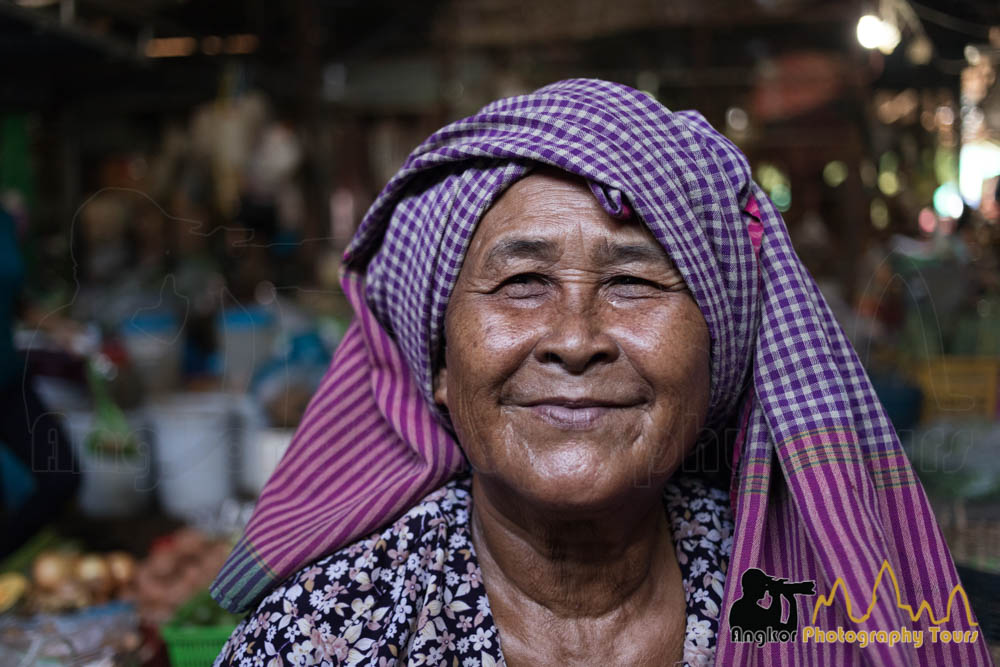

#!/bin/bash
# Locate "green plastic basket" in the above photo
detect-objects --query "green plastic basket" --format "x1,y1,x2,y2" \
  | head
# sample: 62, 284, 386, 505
160, 624, 235, 666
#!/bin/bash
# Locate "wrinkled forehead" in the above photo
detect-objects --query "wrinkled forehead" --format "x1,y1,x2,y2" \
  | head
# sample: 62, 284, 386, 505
493, 164, 636, 220
462, 169, 670, 273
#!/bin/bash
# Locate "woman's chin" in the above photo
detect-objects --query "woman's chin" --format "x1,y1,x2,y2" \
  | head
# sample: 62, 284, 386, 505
476, 455, 670, 517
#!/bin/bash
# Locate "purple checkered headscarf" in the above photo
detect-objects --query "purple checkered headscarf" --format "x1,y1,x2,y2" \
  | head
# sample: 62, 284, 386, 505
213, 79, 989, 665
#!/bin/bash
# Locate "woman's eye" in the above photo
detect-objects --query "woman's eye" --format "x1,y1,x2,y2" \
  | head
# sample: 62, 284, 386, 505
607, 275, 669, 297
497, 273, 548, 298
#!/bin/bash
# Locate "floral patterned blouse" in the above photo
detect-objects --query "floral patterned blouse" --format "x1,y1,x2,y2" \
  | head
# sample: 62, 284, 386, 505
215, 473, 733, 667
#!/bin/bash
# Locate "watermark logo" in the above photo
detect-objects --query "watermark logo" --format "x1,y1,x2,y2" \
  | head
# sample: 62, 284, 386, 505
802, 560, 979, 648
728, 568, 816, 646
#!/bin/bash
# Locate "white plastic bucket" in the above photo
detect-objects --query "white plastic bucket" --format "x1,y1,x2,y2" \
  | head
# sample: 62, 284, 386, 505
147, 393, 235, 520
60, 409, 154, 518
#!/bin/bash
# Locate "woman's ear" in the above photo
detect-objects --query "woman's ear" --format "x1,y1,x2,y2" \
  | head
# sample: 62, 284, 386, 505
432, 366, 449, 410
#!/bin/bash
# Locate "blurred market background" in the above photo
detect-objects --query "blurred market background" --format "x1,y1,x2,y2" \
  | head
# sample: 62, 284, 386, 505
1, 0, 1000, 663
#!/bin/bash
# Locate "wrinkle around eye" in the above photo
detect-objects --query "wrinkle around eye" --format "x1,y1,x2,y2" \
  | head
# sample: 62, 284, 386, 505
479, 272, 691, 301
487, 273, 552, 296
604, 274, 689, 298
607, 285, 666, 299
496, 273, 551, 299
606, 275, 666, 289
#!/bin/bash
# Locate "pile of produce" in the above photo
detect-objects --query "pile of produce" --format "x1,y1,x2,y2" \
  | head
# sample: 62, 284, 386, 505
0, 550, 139, 614
132, 528, 231, 625
0, 528, 231, 626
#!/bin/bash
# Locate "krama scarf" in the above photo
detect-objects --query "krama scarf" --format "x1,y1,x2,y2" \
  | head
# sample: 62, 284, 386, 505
212, 79, 990, 665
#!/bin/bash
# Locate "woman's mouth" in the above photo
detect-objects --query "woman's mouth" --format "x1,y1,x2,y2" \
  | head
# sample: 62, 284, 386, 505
528, 404, 618, 429
515, 395, 642, 430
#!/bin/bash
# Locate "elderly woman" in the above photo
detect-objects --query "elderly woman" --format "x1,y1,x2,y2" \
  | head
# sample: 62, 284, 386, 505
212, 80, 988, 665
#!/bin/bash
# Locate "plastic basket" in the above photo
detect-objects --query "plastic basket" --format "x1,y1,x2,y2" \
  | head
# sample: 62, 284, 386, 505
160, 624, 235, 666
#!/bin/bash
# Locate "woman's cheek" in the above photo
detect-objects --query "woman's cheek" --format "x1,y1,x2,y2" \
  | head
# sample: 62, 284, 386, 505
444, 305, 525, 400
471, 309, 542, 372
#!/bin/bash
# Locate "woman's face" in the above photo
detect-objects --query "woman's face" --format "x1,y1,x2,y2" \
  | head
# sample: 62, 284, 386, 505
434, 171, 711, 511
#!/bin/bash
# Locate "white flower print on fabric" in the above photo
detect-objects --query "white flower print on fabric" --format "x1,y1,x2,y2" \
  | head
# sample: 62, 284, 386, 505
215, 474, 733, 666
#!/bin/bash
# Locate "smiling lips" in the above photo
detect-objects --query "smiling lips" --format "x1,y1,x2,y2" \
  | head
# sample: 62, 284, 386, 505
519, 397, 639, 430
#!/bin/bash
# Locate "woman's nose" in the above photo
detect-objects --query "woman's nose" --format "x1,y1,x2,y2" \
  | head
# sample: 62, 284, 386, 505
532, 303, 619, 373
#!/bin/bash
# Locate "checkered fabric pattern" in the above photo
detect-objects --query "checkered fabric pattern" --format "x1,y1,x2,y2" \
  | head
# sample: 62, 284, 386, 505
349, 80, 759, 428
213, 79, 989, 666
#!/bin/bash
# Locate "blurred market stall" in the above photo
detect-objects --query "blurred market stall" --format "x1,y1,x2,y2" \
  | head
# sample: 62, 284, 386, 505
1, 0, 1000, 663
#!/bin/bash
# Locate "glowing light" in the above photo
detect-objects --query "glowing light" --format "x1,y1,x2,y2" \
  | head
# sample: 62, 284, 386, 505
877, 98, 896, 124
857, 15, 884, 49
959, 141, 1000, 208
755, 162, 792, 212
856, 15, 900, 54
771, 184, 792, 211
933, 182, 965, 219
756, 163, 785, 192
823, 161, 848, 188
726, 107, 749, 132
871, 198, 889, 229
878, 172, 900, 196
145, 37, 197, 58
918, 208, 938, 234
146, 34, 258, 58
877, 22, 901, 55
225, 34, 259, 55
906, 36, 933, 65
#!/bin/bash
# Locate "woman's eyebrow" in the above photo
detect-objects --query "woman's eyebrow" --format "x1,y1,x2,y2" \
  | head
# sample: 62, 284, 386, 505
480, 239, 674, 272
591, 242, 675, 268
482, 238, 559, 272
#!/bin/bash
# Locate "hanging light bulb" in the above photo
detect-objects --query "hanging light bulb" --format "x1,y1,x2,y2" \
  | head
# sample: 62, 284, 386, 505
857, 15, 885, 49
876, 20, 901, 55
856, 14, 900, 54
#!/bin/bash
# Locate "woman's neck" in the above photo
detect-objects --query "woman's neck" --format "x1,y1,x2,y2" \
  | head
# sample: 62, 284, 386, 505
470, 473, 686, 664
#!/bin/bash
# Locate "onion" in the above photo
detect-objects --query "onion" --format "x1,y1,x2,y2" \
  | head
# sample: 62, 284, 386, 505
32, 552, 73, 591
33, 579, 90, 611
105, 551, 137, 588
75, 554, 114, 598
